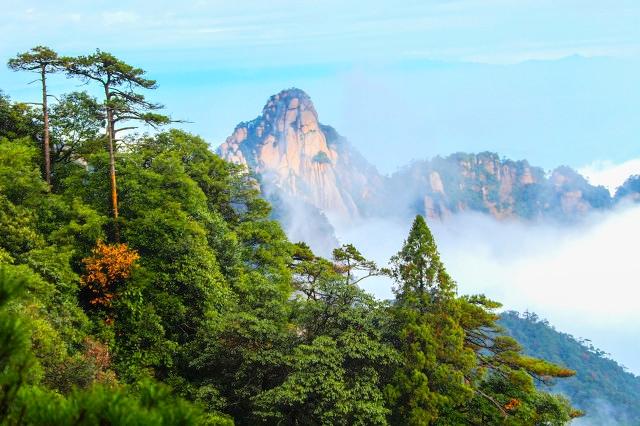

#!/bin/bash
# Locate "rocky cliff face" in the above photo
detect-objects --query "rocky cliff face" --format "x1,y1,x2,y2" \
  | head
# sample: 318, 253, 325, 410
218, 88, 382, 220
218, 88, 621, 226
388, 154, 612, 222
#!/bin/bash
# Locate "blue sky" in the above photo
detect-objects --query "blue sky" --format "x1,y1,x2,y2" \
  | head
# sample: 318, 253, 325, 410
2, 0, 640, 178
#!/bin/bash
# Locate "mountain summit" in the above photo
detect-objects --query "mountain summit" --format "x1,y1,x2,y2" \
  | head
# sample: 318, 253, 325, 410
219, 88, 635, 228
218, 88, 381, 220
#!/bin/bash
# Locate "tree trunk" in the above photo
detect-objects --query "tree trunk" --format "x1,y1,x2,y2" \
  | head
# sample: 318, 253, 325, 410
105, 90, 120, 242
41, 65, 50, 186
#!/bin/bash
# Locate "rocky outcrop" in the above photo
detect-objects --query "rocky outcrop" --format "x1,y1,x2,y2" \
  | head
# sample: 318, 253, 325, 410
218, 88, 382, 220
218, 88, 622, 227
388, 154, 613, 222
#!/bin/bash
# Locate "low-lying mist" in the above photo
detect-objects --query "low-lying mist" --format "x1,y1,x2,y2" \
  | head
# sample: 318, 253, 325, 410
323, 204, 640, 377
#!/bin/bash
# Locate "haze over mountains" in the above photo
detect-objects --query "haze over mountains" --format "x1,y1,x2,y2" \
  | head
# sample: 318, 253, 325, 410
216, 88, 640, 371
218, 88, 638, 232
217, 88, 640, 424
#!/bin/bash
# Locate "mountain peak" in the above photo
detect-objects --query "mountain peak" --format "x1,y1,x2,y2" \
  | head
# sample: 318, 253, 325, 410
257, 87, 320, 138
217, 89, 379, 220
264, 88, 314, 111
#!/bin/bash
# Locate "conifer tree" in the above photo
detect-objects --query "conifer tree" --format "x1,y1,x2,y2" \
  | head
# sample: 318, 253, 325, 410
386, 216, 578, 424
385, 215, 475, 424
7, 46, 63, 185
390, 215, 456, 306
63, 50, 170, 240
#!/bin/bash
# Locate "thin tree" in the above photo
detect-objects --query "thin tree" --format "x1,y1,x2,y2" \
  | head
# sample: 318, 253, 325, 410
64, 50, 170, 240
7, 46, 63, 186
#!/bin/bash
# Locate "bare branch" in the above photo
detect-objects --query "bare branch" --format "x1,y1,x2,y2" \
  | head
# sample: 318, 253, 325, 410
475, 388, 508, 418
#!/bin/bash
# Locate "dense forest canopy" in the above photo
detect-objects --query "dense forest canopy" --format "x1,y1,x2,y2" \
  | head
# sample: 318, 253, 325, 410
0, 46, 585, 425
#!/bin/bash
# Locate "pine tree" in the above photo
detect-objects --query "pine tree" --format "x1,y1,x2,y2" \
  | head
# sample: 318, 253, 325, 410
386, 216, 579, 424
63, 50, 170, 240
385, 216, 475, 425
7, 46, 63, 186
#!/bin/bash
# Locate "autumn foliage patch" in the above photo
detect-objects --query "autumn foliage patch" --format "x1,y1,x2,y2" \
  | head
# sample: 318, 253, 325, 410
81, 241, 139, 307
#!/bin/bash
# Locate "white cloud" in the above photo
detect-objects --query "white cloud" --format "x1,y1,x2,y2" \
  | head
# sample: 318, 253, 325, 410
333, 206, 640, 375
579, 158, 640, 194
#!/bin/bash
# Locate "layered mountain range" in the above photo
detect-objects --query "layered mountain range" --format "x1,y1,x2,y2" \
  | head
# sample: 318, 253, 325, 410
217, 88, 638, 229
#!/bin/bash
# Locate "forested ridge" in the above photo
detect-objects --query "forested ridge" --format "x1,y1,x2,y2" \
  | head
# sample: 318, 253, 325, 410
1, 46, 582, 425
500, 312, 640, 425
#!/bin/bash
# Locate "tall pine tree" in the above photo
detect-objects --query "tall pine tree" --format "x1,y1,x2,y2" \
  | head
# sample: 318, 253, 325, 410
385, 215, 475, 425
7, 46, 63, 186
63, 50, 170, 240
385, 216, 579, 424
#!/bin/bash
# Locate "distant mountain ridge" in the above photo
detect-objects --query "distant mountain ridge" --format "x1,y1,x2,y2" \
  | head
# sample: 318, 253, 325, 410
217, 88, 639, 225
500, 311, 640, 425
386, 154, 613, 222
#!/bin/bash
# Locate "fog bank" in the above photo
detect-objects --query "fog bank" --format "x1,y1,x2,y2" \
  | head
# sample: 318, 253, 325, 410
332, 204, 640, 376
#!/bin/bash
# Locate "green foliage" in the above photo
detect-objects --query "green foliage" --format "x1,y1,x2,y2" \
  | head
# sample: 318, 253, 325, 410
0, 267, 37, 419
0, 138, 48, 206
0, 267, 209, 425
14, 380, 207, 425
0, 92, 40, 141
253, 336, 390, 425
312, 151, 332, 164
50, 91, 104, 166
501, 311, 640, 425
255, 245, 397, 425
1, 51, 583, 425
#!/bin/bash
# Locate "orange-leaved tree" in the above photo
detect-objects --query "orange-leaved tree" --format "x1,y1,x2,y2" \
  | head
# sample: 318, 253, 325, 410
81, 241, 139, 308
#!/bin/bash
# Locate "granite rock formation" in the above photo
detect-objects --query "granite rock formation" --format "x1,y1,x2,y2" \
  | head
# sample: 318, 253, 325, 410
219, 88, 628, 227
218, 88, 382, 221
388, 154, 612, 222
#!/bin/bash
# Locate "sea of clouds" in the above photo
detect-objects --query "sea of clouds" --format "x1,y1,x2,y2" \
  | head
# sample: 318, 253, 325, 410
330, 202, 640, 377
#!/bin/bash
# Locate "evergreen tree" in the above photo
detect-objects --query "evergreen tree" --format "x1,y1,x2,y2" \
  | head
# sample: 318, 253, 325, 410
385, 215, 475, 424
7, 46, 63, 185
63, 50, 170, 240
385, 216, 578, 424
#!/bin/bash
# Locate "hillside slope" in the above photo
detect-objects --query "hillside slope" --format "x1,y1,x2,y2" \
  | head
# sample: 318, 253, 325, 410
500, 311, 640, 425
